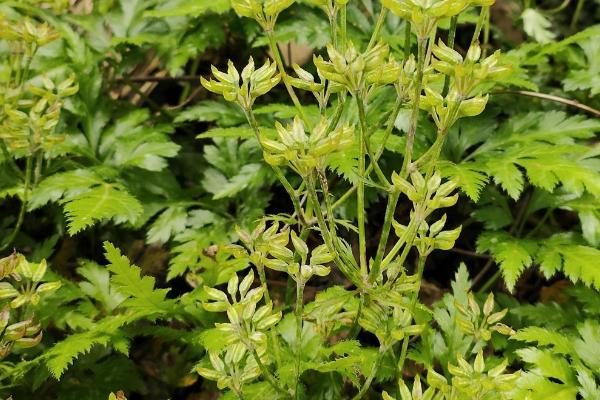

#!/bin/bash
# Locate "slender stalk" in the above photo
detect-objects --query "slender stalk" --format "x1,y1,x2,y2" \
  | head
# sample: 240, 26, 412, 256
382, 221, 418, 282
403, 21, 412, 60
179, 56, 200, 103
396, 255, 426, 375
0, 140, 24, 179
294, 280, 304, 399
356, 95, 369, 275
266, 33, 312, 130
471, 7, 489, 46
331, 97, 403, 210
365, 138, 390, 186
244, 109, 306, 225
477, 269, 501, 293
307, 174, 360, 286
0, 156, 32, 252
317, 169, 341, 253
368, 8, 388, 50
380, 218, 416, 269
352, 345, 387, 400
325, 94, 346, 132
340, 5, 347, 51
482, 7, 491, 58
525, 208, 553, 238
369, 190, 400, 283
443, 16, 458, 96
492, 90, 600, 118
329, 14, 338, 50
401, 37, 427, 175
571, 0, 584, 30
247, 344, 291, 398
33, 150, 43, 185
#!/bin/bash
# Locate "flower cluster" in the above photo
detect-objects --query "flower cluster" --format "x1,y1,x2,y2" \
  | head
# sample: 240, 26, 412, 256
0, 253, 61, 358
260, 116, 354, 176
201, 58, 280, 111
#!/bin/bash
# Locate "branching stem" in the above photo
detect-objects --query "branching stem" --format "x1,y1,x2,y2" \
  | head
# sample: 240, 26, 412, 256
401, 37, 427, 175
0, 156, 32, 252
356, 95, 369, 276
266, 33, 312, 130
396, 255, 426, 376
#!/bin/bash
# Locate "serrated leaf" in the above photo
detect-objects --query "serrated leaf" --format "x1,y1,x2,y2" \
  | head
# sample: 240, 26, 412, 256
522, 9, 556, 43
45, 314, 131, 379
104, 242, 175, 315
477, 232, 536, 291
147, 206, 189, 244
63, 184, 143, 235
512, 327, 573, 354
439, 161, 488, 202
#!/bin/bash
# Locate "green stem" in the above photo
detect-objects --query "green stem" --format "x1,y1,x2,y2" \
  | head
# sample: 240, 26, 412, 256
0, 156, 32, 252
403, 21, 412, 60
401, 37, 427, 175
443, 15, 458, 96
329, 13, 338, 50
380, 216, 417, 269
396, 255, 426, 375
331, 97, 403, 210
368, 8, 388, 50
369, 190, 400, 283
353, 345, 387, 400
317, 169, 341, 253
307, 174, 360, 286
478, 269, 501, 293
248, 344, 291, 398
294, 280, 304, 399
482, 7, 491, 58
365, 137, 390, 187
258, 265, 283, 368
570, 0, 584, 30
179, 56, 200, 103
340, 5, 347, 51
471, 7, 489, 46
525, 208, 553, 238
245, 109, 306, 225
33, 150, 43, 185
266, 33, 312, 130
326, 94, 346, 132
0, 140, 24, 179
383, 221, 418, 282
356, 95, 369, 276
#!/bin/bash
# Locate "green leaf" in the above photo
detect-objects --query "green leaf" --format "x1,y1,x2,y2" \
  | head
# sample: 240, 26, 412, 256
177, 100, 245, 127
147, 206, 189, 244
77, 261, 126, 312
577, 367, 600, 399
29, 169, 102, 210
573, 320, 600, 370
517, 347, 575, 384
563, 38, 600, 96
104, 242, 176, 315
477, 232, 536, 291
63, 184, 143, 235
537, 235, 600, 289
512, 327, 573, 354
470, 112, 600, 199
144, 0, 231, 17
202, 164, 269, 200
439, 161, 488, 202
485, 159, 524, 200
522, 9, 556, 43
45, 314, 131, 379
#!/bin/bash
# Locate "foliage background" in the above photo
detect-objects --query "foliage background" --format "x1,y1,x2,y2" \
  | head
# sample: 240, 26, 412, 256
0, 0, 599, 399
